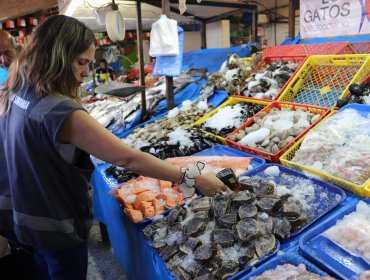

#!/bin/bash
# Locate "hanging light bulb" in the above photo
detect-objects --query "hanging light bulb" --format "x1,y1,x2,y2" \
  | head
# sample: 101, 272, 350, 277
197, 0, 202, 3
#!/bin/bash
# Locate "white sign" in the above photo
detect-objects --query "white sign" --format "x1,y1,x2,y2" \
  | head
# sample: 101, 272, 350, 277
300, 0, 370, 39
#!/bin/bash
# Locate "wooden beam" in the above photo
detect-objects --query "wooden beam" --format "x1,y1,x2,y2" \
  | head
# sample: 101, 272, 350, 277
288, 0, 295, 39
141, 0, 203, 22
205, 8, 252, 24
0, 0, 57, 22
143, 0, 256, 9
136, 0, 147, 119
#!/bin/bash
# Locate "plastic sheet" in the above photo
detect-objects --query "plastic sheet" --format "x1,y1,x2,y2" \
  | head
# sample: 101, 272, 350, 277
149, 15, 179, 57
292, 107, 370, 186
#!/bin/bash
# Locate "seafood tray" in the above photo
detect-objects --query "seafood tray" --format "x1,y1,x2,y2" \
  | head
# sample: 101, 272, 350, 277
280, 104, 370, 197
241, 164, 346, 238
278, 54, 370, 108
239, 56, 307, 101
120, 89, 228, 139
241, 252, 331, 279
226, 101, 330, 163
303, 42, 354, 55
262, 45, 307, 57
193, 97, 270, 144
142, 231, 279, 280
299, 199, 370, 280
142, 188, 285, 279
351, 42, 370, 54
193, 145, 266, 171
115, 146, 265, 227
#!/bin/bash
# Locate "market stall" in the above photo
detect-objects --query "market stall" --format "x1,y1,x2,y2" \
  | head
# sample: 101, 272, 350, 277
89, 42, 370, 279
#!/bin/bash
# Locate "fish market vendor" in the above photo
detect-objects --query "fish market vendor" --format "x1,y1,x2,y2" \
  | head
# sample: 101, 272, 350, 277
95, 58, 116, 84
0, 15, 227, 280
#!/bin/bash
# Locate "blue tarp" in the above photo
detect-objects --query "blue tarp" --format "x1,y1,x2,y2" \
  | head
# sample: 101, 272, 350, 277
116, 44, 254, 131
151, 44, 253, 116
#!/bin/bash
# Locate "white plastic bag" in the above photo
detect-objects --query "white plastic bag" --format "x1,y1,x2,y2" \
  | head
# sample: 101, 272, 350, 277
153, 26, 184, 77
149, 14, 179, 57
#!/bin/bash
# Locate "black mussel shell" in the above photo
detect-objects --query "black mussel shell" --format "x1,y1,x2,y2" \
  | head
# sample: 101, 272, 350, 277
349, 84, 364, 97
348, 95, 362, 104
336, 97, 349, 108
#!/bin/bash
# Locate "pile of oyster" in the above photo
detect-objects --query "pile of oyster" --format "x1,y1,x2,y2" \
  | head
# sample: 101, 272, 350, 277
199, 102, 265, 137
123, 102, 214, 151
139, 129, 220, 160
199, 53, 263, 98
228, 107, 322, 154
142, 177, 307, 280
241, 61, 299, 100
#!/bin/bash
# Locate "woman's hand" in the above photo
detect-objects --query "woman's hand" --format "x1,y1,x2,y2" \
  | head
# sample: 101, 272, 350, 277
194, 173, 228, 197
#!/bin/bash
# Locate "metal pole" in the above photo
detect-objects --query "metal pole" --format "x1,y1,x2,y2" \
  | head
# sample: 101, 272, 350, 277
136, 0, 147, 118
201, 21, 207, 49
251, 9, 258, 43
161, 0, 175, 110
288, 0, 295, 39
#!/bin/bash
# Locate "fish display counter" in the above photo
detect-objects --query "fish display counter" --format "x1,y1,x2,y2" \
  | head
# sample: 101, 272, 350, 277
86, 43, 370, 278
90, 146, 267, 280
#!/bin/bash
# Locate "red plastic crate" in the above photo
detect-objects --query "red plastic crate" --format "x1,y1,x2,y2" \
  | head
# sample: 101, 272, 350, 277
262, 45, 307, 57
303, 42, 354, 55
350, 42, 370, 54
237, 56, 307, 101
225, 101, 330, 163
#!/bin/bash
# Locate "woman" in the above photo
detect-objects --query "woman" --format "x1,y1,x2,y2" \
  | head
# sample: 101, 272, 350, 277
0, 15, 226, 279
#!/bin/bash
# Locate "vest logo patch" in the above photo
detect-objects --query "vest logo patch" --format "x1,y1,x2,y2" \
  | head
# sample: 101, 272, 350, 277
10, 95, 30, 110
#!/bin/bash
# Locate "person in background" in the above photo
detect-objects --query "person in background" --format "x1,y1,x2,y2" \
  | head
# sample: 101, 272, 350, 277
95, 58, 115, 84
0, 15, 226, 280
0, 29, 17, 258
0, 30, 17, 85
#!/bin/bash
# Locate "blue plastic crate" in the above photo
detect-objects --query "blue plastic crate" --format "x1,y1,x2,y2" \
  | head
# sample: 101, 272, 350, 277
241, 252, 331, 279
299, 199, 370, 280
241, 164, 346, 239
142, 234, 280, 280
193, 145, 266, 171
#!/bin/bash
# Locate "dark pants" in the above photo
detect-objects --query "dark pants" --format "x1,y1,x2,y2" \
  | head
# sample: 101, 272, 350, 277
33, 242, 88, 280
1, 231, 88, 280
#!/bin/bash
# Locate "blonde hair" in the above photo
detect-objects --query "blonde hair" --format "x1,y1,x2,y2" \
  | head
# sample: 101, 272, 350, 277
0, 15, 97, 116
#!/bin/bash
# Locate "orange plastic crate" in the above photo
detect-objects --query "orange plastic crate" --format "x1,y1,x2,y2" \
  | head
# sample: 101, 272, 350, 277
237, 56, 307, 101
262, 45, 307, 57
303, 42, 354, 55
225, 101, 330, 163
350, 42, 370, 54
